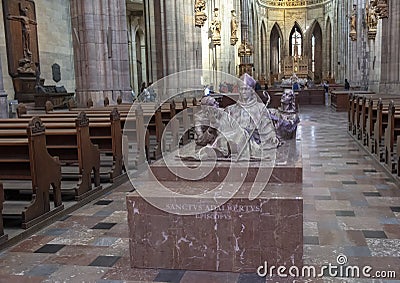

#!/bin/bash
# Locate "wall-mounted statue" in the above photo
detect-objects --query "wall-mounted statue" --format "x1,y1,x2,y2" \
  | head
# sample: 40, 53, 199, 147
7, 5, 36, 60
230, 10, 238, 46
349, 4, 357, 41
211, 8, 221, 46
366, 0, 378, 39
375, 0, 388, 19
3, 0, 41, 102
194, 0, 207, 27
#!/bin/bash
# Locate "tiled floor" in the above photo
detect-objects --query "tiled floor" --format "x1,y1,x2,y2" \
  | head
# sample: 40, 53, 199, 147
1, 105, 400, 282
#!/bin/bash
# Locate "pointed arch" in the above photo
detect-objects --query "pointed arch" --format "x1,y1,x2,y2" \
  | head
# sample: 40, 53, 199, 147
289, 22, 303, 57
270, 23, 283, 80
309, 21, 322, 83
260, 21, 267, 76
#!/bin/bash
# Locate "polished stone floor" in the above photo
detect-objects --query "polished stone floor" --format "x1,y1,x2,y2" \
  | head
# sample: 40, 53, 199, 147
0, 105, 399, 282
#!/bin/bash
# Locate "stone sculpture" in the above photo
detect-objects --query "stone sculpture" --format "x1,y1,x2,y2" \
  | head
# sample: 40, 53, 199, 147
349, 5, 357, 41
184, 73, 280, 161
269, 89, 300, 140
230, 10, 238, 46
194, 0, 207, 27
366, 0, 378, 39
211, 8, 221, 46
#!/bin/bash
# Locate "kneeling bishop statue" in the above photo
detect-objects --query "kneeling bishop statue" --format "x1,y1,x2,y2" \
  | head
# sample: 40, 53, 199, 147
184, 73, 280, 161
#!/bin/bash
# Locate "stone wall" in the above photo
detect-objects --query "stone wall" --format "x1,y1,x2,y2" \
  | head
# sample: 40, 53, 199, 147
0, 0, 75, 100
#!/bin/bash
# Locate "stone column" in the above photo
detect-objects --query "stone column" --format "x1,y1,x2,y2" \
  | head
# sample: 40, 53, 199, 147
70, 0, 131, 106
144, 0, 202, 83
0, 55, 8, 118
379, 0, 400, 94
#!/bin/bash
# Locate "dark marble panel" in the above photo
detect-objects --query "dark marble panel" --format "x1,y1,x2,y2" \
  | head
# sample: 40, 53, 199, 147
92, 223, 117, 230
154, 269, 185, 283
94, 200, 114, 205
89, 256, 121, 267
34, 244, 66, 254
362, 230, 388, 239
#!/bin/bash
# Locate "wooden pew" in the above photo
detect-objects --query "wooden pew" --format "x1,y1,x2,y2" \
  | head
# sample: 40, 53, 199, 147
0, 109, 123, 182
364, 97, 399, 152
348, 93, 361, 134
22, 102, 173, 162
331, 90, 351, 112
373, 98, 400, 159
0, 183, 7, 244
0, 113, 101, 200
359, 95, 375, 145
349, 91, 375, 138
384, 101, 400, 172
0, 118, 63, 228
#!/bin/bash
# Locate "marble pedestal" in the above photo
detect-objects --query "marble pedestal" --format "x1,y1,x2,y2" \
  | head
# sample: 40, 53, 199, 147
127, 140, 303, 272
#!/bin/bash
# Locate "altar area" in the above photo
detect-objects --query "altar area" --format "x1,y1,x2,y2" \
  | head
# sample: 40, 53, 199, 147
282, 56, 310, 80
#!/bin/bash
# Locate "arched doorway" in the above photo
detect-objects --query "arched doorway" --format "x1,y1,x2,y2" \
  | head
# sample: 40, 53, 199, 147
310, 21, 323, 83
270, 23, 282, 84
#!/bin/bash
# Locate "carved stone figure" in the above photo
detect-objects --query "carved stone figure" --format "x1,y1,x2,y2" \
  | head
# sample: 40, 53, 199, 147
194, 0, 207, 27
376, 0, 388, 19
34, 62, 45, 93
211, 8, 221, 46
8, 5, 37, 60
269, 89, 300, 140
349, 5, 357, 41
366, 1, 378, 39
230, 10, 238, 46
194, 96, 220, 148
184, 73, 280, 161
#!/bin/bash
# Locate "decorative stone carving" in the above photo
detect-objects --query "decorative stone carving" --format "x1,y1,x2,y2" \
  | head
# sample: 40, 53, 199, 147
104, 96, 109, 107
376, 0, 388, 19
194, 0, 207, 27
87, 97, 93, 108
184, 74, 279, 161
230, 10, 238, 46
366, 0, 378, 40
349, 4, 357, 41
211, 8, 221, 46
269, 89, 300, 140
238, 40, 253, 57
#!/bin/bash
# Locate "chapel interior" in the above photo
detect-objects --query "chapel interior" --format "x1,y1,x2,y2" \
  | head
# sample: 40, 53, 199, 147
0, 0, 399, 282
